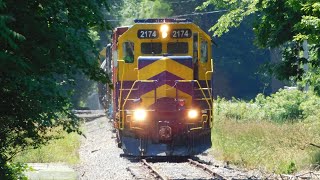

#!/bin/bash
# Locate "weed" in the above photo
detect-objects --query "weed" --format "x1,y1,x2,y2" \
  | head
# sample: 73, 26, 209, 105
13, 131, 81, 165
212, 90, 320, 173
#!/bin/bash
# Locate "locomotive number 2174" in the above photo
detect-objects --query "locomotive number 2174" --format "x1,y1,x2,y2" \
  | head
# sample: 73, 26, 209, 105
137, 30, 158, 39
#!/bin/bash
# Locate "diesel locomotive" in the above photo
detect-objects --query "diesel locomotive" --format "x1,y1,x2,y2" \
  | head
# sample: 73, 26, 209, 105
100, 18, 213, 156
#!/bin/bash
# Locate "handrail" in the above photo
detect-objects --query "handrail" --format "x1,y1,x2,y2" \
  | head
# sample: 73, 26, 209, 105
205, 58, 214, 128
205, 58, 213, 100
175, 79, 212, 128
174, 80, 212, 110
118, 60, 125, 129
120, 80, 157, 129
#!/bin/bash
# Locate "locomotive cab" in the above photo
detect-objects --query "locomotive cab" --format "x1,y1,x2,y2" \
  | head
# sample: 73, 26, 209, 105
111, 19, 213, 156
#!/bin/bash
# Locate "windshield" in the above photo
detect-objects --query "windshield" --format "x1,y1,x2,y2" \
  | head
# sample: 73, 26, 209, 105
141, 42, 162, 54
167, 42, 188, 54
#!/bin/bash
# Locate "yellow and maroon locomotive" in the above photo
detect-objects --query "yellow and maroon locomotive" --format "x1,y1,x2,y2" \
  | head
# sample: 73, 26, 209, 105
103, 19, 213, 156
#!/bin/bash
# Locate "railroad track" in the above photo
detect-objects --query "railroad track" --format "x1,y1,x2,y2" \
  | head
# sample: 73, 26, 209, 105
141, 159, 169, 180
187, 158, 227, 180
133, 158, 227, 180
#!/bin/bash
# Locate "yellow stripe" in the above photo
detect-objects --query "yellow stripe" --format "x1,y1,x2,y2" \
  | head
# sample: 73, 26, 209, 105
140, 84, 192, 108
139, 58, 193, 80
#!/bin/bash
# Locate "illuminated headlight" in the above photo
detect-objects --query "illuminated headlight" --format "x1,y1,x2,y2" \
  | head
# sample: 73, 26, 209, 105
133, 109, 147, 121
160, 24, 169, 38
162, 32, 168, 39
188, 109, 198, 119
160, 24, 169, 32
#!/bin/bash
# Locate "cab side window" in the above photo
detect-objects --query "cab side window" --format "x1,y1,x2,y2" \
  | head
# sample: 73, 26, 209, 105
193, 33, 198, 63
123, 42, 134, 63
200, 40, 208, 63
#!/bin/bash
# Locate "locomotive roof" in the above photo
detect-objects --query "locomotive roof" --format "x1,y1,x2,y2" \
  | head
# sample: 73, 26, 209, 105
134, 18, 192, 24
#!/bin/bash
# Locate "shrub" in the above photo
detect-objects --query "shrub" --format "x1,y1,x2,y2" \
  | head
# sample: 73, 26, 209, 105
0, 160, 28, 180
215, 89, 320, 123
261, 89, 307, 122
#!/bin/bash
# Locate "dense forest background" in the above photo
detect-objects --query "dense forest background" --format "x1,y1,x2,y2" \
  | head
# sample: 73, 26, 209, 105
101, 0, 273, 100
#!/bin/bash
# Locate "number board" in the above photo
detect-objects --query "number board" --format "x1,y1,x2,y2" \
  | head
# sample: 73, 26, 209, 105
171, 29, 192, 38
137, 30, 158, 39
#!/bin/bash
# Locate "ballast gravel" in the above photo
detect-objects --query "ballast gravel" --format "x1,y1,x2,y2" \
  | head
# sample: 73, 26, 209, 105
74, 111, 134, 180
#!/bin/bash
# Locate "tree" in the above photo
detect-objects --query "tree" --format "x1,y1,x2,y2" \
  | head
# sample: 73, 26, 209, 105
0, 0, 110, 178
199, 0, 320, 94
119, 0, 173, 25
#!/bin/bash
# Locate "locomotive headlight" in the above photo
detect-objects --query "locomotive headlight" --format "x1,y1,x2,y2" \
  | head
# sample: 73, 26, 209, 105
162, 32, 168, 39
160, 24, 169, 38
133, 109, 147, 121
188, 109, 198, 119
160, 24, 169, 32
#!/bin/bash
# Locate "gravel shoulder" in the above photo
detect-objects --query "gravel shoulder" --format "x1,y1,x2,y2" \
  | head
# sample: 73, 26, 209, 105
74, 111, 133, 180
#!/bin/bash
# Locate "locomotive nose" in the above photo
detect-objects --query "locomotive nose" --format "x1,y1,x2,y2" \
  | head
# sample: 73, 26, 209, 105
137, 55, 193, 110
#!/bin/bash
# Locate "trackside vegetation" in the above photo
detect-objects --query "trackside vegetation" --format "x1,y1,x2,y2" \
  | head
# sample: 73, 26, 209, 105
13, 130, 81, 165
212, 89, 320, 173
0, 0, 111, 179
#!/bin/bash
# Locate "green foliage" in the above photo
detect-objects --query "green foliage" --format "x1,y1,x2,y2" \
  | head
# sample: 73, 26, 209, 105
197, 0, 259, 37
260, 90, 306, 122
0, 0, 110, 178
216, 89, 320, 123
200, 0, 320, 94
216, 97, 263, 121
68, 73, 96, 109
212, 102, 320, 173
0, 161, 28, 180
14, 130, 80, 165
119, 0, 173, 25
284, 161, 298, 174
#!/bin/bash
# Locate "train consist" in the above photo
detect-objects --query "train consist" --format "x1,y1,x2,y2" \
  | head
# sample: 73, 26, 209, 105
100, 19, 213, 156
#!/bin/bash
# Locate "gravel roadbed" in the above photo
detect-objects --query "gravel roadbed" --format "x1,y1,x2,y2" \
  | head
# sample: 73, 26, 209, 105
151, 161, 212, 179
74, 111, 134, 180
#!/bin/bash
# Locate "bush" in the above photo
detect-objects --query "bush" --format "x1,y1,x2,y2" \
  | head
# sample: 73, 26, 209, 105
215, 97, 264, 122
215, 89, 320, 123
260, 89, 307, 122
0, 159, 28, 180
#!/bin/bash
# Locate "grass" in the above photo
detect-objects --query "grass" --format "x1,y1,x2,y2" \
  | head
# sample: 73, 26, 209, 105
211, 105, 320, 174
13, 131, 81, 165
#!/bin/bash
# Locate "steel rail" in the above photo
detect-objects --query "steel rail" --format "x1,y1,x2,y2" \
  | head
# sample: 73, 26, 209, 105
188, 158, 227, 180
141, 159, 168, 180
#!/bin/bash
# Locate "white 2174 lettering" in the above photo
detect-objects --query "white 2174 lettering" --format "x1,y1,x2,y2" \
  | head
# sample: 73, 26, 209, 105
139, 30, 157, 38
